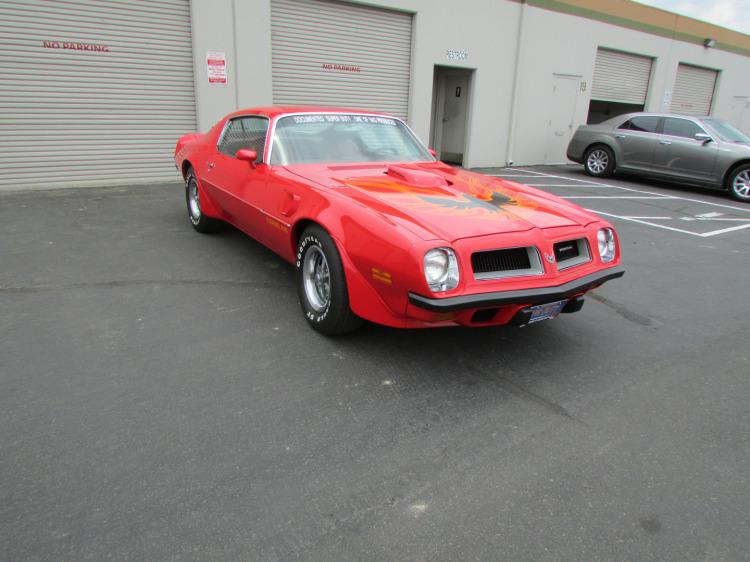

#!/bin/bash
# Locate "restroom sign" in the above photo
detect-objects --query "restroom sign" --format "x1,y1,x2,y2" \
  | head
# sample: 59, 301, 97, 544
206, 51, 227, 84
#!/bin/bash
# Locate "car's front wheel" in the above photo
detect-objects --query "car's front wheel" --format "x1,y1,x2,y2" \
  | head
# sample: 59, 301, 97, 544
727, 164, 750, 202
185, 168, 222, 233
583, 145, 615, 178
296, 225, 363, 335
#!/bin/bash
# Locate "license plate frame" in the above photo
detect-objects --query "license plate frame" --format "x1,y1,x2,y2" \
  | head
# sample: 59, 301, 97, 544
525, 299, 568, 324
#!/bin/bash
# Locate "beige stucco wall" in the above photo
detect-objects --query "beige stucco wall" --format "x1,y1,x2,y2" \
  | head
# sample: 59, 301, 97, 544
189, 0, 750, 168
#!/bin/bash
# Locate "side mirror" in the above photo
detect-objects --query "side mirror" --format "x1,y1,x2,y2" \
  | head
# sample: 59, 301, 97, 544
428, 148, 437, 158
695, 133, 712, 144
236, 148, 258, 168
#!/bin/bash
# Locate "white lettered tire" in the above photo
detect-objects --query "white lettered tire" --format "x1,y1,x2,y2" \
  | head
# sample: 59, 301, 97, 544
296, 225, 362, 335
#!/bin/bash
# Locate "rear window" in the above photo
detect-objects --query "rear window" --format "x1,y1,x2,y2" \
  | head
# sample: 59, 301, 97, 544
618, 116, 659, 133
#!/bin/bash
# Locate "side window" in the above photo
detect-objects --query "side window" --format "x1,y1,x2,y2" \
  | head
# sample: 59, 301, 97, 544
617, 120, 632, 130
662, 118, 703, 139
628, 116, 659, 133
217, 117, 269, 159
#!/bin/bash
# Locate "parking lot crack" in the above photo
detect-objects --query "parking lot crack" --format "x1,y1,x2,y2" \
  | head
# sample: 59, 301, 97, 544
588, 291, 653, 327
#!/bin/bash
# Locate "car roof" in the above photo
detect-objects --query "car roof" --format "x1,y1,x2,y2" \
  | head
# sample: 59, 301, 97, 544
225, 105, 393, 119
617, 112, 711, 120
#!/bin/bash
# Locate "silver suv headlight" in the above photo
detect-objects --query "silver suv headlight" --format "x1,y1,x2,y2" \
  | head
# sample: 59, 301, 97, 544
424, 248, 459, 292
597, 228, 616, 263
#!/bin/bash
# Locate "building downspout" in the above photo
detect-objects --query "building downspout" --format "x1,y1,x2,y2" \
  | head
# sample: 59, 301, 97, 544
505, 0, 527, 166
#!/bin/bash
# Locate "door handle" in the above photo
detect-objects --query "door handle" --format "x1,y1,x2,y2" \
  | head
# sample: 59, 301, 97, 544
207, 162, 215, 169
659, 140, 672, 145
614, 134, 627, 139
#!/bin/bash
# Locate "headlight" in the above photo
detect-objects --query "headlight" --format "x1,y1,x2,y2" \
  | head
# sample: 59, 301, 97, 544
597, 228, 616, 263
424, 248, 459, 292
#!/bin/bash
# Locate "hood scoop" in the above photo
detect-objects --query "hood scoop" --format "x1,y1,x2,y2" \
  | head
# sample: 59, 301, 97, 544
386, 165, 451, 187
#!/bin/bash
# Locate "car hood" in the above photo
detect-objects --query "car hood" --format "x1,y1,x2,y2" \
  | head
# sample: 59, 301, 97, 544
285, 162, 599, 241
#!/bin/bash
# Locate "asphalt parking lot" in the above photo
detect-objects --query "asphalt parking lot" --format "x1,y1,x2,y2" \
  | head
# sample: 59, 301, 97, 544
2, 167, 749, 561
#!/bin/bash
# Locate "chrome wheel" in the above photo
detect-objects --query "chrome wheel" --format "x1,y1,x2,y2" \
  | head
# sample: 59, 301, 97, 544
188, 177, 201, 222
732, 170, 750, 199
586, 149, 609, 174
303, 245, 330, 313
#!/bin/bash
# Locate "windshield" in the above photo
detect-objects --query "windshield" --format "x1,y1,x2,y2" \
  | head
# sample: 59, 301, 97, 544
701, 118, 750, 143
269, 114, 434, 165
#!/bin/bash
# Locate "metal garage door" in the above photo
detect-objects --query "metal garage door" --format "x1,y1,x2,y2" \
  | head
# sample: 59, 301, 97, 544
271, 0, 412, 120
671, 63, 718, 116
0, 0, 196, 189
591, 48, 653, 104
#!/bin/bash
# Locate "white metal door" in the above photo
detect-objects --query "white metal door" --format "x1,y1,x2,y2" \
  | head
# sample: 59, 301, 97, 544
436, 73, 470, 164
729, 96, 749, 134
271, 0, 412, 120
546, 75, 580, 164
671, 64, 718, 116
0, 0, 197, 189
591, 48, 653, 104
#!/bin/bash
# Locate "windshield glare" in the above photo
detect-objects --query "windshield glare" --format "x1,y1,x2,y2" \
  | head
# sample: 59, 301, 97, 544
702, 118, 750, 143
270, 114, 433, 165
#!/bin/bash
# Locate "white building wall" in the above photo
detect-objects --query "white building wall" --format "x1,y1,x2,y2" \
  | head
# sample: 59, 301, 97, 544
511, 5, 750, 165
189, 0, 750, 168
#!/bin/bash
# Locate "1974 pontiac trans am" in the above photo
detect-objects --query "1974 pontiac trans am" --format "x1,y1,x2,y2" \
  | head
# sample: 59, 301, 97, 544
174, 106, 624, 335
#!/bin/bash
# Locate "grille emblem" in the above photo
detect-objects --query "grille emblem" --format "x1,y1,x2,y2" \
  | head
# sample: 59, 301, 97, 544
544, 252, 555, 263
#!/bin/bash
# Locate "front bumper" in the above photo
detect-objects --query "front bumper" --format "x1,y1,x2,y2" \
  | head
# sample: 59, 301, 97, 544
408, 266, 625, 312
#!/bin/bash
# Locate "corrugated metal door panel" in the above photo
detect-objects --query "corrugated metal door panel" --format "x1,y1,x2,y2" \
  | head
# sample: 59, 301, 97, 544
0, 0, 196, 189
271, 0, 412, 121
591, 48, 653, 104
671, 64, 718, 116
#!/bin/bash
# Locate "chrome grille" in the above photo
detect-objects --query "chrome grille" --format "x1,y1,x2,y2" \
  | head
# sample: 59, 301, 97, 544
471, 247, 543, 280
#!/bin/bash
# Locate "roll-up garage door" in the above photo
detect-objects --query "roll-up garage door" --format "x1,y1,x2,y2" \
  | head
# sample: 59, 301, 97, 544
271, 0, 412, 120
0, 0, 196, 190
591, 48, 653, 104
671, 63, 718, 116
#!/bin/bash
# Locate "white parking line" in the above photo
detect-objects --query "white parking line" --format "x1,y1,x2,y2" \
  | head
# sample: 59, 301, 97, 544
511, 168, 750, 214
562, 196, 675, 200
589, 210, 750, 238
526, 183, 611, 187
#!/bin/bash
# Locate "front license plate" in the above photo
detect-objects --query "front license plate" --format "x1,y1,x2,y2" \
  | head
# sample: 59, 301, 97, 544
526, 299, 567, 324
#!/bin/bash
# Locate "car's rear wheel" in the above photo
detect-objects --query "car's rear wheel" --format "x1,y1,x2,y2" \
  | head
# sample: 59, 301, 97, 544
727, 164, 750, 202
185, 168, 222, 233
583, 145, 615, 177
296, 225, 363, 335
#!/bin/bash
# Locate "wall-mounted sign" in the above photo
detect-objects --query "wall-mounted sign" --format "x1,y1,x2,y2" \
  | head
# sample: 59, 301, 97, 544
321, 63, 361, 73
206, 51, 227, 84
446, 49, 468, 61
42, 40, 109, 53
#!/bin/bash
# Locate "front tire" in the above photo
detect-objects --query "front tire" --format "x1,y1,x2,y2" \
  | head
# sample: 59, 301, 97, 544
185, 168, 222, 233
296, 226, 363, 335
727, 164, 750, 202
583, 145, 615, 178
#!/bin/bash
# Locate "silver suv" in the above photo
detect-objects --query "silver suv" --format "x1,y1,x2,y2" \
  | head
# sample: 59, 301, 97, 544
567, 113, 750, 202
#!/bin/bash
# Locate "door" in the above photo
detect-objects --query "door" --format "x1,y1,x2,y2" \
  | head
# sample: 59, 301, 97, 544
671, 64, 718, 116
730, 96, 750, 135
203, 116, 270, 240
545, 75, 580, 164
271, 0, 412, 120
0, 0, 196, 189
611, 115, 661, 171
431, 68, 472, 165
652, 117, 719, 181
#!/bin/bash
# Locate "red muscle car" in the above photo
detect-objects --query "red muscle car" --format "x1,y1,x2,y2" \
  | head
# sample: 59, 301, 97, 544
174, 106, 624, 335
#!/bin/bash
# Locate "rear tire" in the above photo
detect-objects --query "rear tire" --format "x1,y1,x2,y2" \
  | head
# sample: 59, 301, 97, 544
727, 164, 750, 202
185, 168, 222, 233
583, 145, 615, 178
296, 225, 363, 335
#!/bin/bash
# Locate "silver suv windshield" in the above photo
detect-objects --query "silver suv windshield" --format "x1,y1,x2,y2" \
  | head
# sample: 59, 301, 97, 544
701, 118, 750, 143
270, 114, 433, 165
